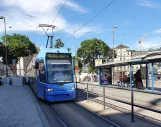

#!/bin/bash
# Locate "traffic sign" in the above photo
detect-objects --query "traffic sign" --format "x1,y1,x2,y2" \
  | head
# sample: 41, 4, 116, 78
95, 59, 102, 66
75, 66, 78, 70
12, 59, 16, 65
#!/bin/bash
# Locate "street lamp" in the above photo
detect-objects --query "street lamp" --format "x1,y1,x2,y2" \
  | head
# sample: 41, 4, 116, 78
112, 26, 117, 61
112, 26, 117, 85
0, 16, 8, 77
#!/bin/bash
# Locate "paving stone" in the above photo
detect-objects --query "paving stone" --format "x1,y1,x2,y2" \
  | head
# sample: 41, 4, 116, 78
0, 85, 43, 127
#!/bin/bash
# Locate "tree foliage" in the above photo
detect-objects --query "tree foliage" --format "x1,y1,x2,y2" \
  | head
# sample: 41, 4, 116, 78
67, 48, 71, 52
54, 39, 71, 53
77, 38, 115, 72
54, 39, 64, 48
0, 34, 37, 65
0, 42, 5, 57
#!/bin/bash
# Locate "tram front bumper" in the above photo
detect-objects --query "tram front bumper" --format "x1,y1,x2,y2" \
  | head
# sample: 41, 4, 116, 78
45, 90, 76, 102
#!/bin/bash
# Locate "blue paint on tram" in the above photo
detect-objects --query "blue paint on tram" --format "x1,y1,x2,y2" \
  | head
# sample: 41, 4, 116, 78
27, 48, 76, 102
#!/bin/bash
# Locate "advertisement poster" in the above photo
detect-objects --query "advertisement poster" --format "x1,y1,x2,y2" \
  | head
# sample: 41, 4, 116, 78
101, 68, 112, 85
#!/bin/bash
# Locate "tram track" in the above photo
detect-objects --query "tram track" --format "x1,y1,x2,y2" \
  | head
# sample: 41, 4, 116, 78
29, 84, 67, 127
49, 101, 121, 127
48, 104, 68, 127
29, 84, 121, 127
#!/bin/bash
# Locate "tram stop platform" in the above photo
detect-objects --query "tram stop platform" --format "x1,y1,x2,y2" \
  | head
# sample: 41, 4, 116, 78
0, 85, 50, 127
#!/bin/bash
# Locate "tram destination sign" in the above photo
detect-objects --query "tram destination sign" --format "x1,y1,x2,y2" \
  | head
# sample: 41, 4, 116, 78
46, 53, 71, 59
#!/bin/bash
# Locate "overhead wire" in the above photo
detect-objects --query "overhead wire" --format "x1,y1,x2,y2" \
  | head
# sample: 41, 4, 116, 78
51, 0, 67, 25
47, 0, 67, 32
42, 27, 48, 36
1, 9, 34, 18
64, 0, 117, 42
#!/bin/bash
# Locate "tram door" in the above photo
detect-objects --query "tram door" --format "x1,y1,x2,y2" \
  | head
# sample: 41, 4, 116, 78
37, 60, 46, 98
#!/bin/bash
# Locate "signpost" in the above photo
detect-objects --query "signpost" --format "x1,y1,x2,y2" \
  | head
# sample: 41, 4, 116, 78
12, 59, 16, 65
95, 59, 102, 66
12, 59, 17, 75
75, 66, 78, 71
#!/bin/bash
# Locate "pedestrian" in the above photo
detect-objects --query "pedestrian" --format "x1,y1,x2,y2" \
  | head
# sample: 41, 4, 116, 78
135, 69, 143, 89
9, 77, 13, 85
125, 74, 130, 87
0, 77, 2, 86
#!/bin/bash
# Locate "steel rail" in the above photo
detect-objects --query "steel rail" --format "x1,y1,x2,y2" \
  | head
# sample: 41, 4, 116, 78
77, 85, 161, 114
77, 92, 161, 125
49, 105, 68, 127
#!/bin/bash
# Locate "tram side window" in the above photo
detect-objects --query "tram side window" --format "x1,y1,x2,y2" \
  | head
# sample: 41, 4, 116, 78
39, 60, 46, 83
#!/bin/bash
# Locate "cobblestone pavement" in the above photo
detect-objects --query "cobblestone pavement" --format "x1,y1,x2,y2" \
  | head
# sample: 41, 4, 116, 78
0, 85, 43, 127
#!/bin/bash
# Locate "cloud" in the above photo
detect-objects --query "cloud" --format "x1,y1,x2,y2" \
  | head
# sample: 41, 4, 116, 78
152, 28, 161, 34
66, 1, 87, 13
1, 0, 87, 13
0, 0, 88, 36
137, 0, 160, 8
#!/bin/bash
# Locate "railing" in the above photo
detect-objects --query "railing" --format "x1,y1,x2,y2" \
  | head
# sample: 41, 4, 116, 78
75, 80, 161, 122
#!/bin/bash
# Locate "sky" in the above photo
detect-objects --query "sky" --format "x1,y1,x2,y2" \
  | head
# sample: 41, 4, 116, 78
0, 0, 161, 54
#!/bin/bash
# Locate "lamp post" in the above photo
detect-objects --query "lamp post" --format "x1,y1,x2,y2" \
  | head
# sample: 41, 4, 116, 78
112, 26, 117, 61
112, 26, 117, 85
0, 16, 8, 77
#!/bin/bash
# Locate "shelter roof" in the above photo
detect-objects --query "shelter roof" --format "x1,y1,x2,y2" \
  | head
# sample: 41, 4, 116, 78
96, 51, 161, 67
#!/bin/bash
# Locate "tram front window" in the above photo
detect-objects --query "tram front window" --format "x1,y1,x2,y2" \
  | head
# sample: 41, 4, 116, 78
47, 60, 72, 83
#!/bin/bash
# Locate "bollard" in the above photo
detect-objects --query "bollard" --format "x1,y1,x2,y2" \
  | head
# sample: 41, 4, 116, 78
131, 88, 134, 122
87, 83, 88, 102
75, 77, 77, 98
75, 77, 77, 90
103, 85, 105, 110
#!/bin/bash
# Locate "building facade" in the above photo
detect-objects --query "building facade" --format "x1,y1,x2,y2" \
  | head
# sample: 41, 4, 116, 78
16, 47, 39, 76
114, 43, 149, 74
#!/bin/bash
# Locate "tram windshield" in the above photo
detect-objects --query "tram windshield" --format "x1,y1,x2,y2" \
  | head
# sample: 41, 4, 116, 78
46, 59, 73, 83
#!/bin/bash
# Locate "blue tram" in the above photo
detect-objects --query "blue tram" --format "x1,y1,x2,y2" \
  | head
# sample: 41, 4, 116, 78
27, 48, 76, 102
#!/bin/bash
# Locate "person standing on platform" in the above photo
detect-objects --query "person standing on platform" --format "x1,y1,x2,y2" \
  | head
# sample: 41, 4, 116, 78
9, 77, 13, 85
135, 69, 143, 89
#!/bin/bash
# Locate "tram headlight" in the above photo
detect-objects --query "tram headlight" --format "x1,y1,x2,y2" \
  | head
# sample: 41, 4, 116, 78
71, 87, 75, 90
46, 88, 53, 92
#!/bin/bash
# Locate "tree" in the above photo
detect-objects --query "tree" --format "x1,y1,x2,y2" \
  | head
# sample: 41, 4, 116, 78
67, 48, 71, 52
0, 34, 37, 65
77, 38, 114, 72
0, 42, 5, 57
54, 39, 64, 48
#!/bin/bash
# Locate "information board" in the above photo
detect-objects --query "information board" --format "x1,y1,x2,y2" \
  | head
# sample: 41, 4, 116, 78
46, 53, 71, 59
95, 59, 102, 66
101, 68, 112, 85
